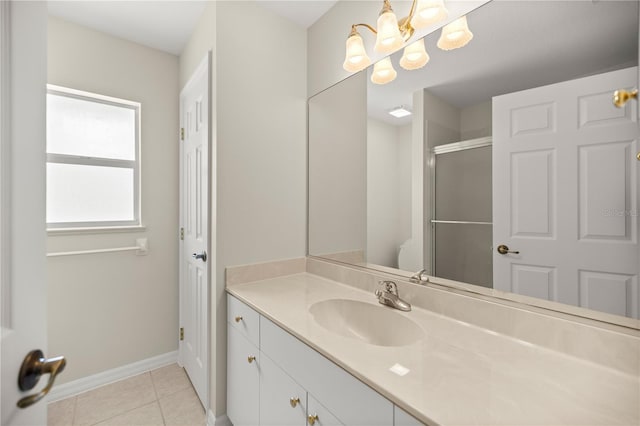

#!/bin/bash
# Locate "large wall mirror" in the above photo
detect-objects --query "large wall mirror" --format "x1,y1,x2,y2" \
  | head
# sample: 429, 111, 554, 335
308, 0, 640, 326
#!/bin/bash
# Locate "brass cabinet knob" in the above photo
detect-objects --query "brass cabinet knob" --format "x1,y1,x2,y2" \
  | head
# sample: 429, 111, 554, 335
234, 316, 243, 323
308, 414, 319, 425
613, 88, 638, 108
289, 397, 300, 408
247, 355, 256, 364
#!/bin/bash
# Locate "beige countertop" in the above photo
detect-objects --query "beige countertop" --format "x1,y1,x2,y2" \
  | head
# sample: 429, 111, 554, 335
227, 272, 639, 426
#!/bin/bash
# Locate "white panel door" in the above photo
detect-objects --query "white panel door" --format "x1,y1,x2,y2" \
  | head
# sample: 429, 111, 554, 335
493, 67, 639, 318
1, 2, 51, 425
179, 53, 210, 406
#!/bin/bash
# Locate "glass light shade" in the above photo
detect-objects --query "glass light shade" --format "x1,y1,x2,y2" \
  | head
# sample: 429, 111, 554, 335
411, 0, 448, 29
399, 38, 429, 70
343, 32, 371, 72
375, 11, 404, 53
437, 16, 474, 50
371, 57, 397, 85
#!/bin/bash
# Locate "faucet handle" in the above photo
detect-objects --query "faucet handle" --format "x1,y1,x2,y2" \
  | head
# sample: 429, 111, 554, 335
378, 280, 398, 295
410, 269, 429, 284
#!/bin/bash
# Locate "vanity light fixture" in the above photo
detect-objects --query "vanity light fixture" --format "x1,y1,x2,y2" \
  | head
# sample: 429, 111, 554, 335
388, 106, 412, 118
411, 0, 449, 29
371, 57, 397, 85
343, 26, 372, 72
437, 16, 474, 50
399, 38, 429, 70
343, 0, 473, 85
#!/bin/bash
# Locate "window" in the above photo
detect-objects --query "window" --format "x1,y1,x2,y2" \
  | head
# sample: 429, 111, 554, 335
46, 85, 141, 229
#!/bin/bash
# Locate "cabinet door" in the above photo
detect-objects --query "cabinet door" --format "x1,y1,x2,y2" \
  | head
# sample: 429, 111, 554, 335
261, 317, 394, 425
227, 325, 259, 426
260, 354, 307, 426
307, 394, 343, 426
394, 406, 424, 426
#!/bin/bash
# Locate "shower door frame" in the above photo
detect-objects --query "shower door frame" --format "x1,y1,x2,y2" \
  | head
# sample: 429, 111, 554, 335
429, 136, 493, 280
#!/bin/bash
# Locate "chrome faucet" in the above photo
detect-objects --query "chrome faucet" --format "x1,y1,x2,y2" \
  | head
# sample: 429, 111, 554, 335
375, 281, 411, 312
409, 269, 429, 285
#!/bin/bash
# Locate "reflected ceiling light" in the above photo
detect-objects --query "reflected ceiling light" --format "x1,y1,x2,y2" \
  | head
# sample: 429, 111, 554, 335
437, 15, 474, 50
411, 0, 448, 29
343, 27, 372, 72
399, 38, 429, 70
371, 57, 397, 85
388, 106, 412, 118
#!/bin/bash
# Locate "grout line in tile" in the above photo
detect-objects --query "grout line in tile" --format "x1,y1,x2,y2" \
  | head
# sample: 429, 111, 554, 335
84, 372, 155, 426
149, 368, 161, 401
87, 400, 158, 426
72, 395, 78, 426
156, 394, 168, 426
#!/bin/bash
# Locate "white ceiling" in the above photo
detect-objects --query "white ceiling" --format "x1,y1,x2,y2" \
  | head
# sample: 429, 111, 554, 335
258, 1, 338, 29
48, 1, 208, 55
48, 0, 336, 56
367, 1, 639, 126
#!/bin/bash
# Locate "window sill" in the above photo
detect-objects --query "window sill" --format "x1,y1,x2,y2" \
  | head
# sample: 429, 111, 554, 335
47, 225, 146, 236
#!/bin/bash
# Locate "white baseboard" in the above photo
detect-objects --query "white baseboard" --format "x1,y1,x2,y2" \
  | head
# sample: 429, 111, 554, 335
48, 351, 178, 402
208, 410, 231, 426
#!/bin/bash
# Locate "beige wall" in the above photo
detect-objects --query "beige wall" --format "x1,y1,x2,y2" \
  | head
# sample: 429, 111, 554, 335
47, 16, 180, 384
367, 119, 412, 268
179, 1, 307, 418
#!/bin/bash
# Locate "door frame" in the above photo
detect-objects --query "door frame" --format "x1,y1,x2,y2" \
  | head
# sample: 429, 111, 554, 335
178, 51, 212, 409
0, 0, 11, 334
429, 136, 493, 278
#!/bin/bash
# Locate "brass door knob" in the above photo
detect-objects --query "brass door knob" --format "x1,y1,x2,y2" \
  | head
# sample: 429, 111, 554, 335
497, 244, 519, 255
17, 350, 66, 408
289, 397, 300, 408
247, 355, 256, 364
308, 414, 319, 425
613, 88, 638, 108
234, 316, 243, 323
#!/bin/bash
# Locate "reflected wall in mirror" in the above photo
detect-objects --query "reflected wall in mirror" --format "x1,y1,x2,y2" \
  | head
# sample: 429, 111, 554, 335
308, 0, 640, 324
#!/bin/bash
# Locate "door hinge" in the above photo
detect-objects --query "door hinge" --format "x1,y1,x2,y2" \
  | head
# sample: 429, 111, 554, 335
180, 327, 184, 341
180, 128, 184, 141
180, 227, 184, 240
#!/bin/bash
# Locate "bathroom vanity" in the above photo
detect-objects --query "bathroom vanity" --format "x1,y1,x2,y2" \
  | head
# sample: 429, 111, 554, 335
225, 259, 639, 426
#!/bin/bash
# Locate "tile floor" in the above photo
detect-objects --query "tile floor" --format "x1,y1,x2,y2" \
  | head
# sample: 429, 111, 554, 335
47, 364, 205, 426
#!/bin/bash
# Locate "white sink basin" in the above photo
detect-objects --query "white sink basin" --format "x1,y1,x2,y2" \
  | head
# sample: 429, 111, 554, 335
309, 299, 425, 347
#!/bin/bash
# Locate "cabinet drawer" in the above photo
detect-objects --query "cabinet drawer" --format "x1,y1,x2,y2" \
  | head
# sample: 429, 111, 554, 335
261, 316, 393, 426
227, 294, 260, 347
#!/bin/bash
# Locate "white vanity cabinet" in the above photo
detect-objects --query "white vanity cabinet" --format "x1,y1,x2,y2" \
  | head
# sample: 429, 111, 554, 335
227, 295, 422, 426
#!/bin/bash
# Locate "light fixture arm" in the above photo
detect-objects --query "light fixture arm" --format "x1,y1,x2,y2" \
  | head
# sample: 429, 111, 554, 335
350, 23, 378, 36
348, 0, 419, 43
